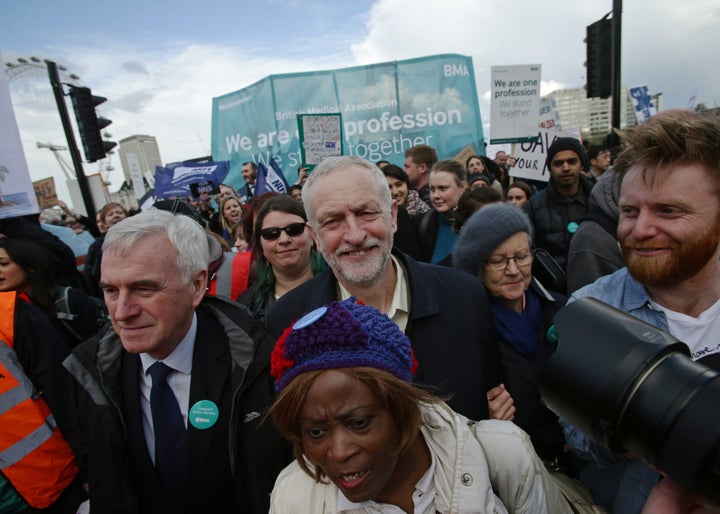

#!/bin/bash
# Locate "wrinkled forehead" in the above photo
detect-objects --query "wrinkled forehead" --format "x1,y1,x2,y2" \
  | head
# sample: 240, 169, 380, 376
307, 167, 386, 210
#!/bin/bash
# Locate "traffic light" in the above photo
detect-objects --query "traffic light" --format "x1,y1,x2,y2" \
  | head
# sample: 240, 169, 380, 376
585, 17, 612, 99
69, 86, 117, 162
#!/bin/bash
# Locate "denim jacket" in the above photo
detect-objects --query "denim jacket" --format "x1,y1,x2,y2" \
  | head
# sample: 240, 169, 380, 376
570, 267, 669, 332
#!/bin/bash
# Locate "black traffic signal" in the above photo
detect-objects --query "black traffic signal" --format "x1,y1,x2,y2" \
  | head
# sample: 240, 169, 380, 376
585, 17, 612, 99
69, 86, 117, 162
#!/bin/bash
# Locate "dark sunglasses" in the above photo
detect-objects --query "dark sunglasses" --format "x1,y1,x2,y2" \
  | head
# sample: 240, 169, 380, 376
259, 222, 307, 241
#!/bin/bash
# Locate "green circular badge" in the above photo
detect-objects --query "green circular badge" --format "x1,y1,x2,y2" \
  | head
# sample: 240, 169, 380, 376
189, 400, 219, 429
546, 325, 559, 344
567, 222, 579, 234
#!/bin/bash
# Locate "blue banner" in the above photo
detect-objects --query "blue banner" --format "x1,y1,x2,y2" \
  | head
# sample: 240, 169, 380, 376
154, 161, 230, 200
211, 54, 485, 191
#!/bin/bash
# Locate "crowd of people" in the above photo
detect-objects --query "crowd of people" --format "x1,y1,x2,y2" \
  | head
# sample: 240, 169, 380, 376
1, 108, 718, 513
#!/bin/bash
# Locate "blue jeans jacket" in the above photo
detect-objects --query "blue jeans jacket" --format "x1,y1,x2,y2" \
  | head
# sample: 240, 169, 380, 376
571, 266, 669, 330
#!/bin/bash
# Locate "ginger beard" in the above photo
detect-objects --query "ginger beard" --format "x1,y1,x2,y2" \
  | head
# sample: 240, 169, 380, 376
621, 220, 720, 288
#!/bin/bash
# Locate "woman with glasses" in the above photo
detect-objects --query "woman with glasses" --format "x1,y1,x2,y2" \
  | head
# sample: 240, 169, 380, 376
453, 203, 572, 468
237, 195, 326, 320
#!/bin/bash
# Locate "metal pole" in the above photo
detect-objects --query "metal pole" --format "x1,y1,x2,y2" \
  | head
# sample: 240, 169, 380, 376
610, 0, 623, 148
46, 60, 96, 215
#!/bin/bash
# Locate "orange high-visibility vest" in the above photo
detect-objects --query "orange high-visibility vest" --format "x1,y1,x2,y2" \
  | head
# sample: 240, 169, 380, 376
0, 292, 78, 508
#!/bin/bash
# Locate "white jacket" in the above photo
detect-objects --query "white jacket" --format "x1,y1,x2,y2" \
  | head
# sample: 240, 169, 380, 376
269, 402, 571, 513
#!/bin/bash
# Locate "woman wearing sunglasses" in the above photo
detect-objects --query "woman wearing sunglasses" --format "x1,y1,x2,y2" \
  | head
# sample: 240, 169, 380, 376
237, 195, 326, 321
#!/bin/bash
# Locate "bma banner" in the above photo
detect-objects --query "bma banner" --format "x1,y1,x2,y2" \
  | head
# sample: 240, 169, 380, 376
212, 54, 485, 190
490, 64, 542, 144
0, 50, 40, 219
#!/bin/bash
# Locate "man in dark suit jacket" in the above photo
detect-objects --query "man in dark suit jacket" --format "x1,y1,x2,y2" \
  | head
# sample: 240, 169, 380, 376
266, 156, 505, 422
63, 210, 289, 514
237, 162, 257, 205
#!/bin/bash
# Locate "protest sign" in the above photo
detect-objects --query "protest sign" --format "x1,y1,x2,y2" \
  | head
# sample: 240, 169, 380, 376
67, 174, 111, 216
628, 86, 657, 124
212, 54, 485, 191
490, 64, 542, 144
538, 97, 562, 131
510, 128, 580, 182
453, 144, 479, 166
298, 113, 343, 168
33, 177, 58, 209
0, 51, 40, 219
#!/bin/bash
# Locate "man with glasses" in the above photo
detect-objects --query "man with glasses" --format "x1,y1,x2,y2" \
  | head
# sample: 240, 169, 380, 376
587, 144, 612, 182
523, 137, 594, 278
266, 156, 504, 422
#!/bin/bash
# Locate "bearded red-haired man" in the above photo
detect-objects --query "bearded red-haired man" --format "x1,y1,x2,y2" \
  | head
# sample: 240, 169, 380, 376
566, 109, 720, 514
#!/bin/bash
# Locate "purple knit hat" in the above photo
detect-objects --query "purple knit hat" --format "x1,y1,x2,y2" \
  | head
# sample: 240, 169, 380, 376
270, 299, 418, 391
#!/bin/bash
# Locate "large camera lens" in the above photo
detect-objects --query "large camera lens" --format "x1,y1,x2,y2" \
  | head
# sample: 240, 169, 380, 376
539, 297, 720, 503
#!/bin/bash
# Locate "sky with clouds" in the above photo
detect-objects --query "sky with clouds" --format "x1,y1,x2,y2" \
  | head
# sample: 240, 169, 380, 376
2, 0, 718, 206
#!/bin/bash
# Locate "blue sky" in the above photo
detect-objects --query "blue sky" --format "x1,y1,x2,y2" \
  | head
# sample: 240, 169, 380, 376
2, 0, 719, 207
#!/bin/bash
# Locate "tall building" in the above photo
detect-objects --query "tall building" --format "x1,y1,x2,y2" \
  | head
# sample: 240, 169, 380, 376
118, 135, 162, 184
542, 87, 663, 143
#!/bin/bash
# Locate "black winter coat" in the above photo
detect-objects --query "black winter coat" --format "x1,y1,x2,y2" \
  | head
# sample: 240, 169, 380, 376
62, 296, 291, 514
523, 175, 594, 272
266, 250, 503, 421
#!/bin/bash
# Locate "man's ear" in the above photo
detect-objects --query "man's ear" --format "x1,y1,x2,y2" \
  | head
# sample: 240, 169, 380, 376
191, 269, 209, 307
390, 201, 398, 233
307, 222, 321, 248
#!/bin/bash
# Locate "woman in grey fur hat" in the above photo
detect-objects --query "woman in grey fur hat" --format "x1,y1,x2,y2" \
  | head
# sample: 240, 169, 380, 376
453, 203, 575, 470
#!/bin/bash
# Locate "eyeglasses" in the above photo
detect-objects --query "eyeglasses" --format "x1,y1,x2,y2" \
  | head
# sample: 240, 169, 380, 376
259, 222, 307, 241
486, 251, 534, 270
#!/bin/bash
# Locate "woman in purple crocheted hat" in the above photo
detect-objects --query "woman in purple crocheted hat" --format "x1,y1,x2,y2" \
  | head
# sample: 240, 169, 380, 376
268, 298, 571, 513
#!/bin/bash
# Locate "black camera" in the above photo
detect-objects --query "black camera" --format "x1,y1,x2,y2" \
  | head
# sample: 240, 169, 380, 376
539, 297, 720, 503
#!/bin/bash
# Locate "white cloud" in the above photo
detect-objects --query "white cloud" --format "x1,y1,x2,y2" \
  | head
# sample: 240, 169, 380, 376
352, 0, 720, 112
6, 0, 719, 210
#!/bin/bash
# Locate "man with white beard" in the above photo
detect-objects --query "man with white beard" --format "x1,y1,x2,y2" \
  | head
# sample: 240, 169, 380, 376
567, 109, 720, 514
266, 156, 505, 422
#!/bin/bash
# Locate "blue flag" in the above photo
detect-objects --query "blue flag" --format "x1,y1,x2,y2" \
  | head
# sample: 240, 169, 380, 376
154, 161, 230, 199
255, 157, 290, 195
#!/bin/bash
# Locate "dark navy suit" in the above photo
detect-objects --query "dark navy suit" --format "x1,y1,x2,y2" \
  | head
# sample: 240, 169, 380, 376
266, 250, 502, 421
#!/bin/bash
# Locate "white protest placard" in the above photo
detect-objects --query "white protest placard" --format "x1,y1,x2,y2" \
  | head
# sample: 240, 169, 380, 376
67, 174, 111, 216
628, 85, 657, 124
298, 113, 343, 167
490, 64, 542, 144
510, 128, 580, 182
538, 97, 562, 131
0, 51, 40, 219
